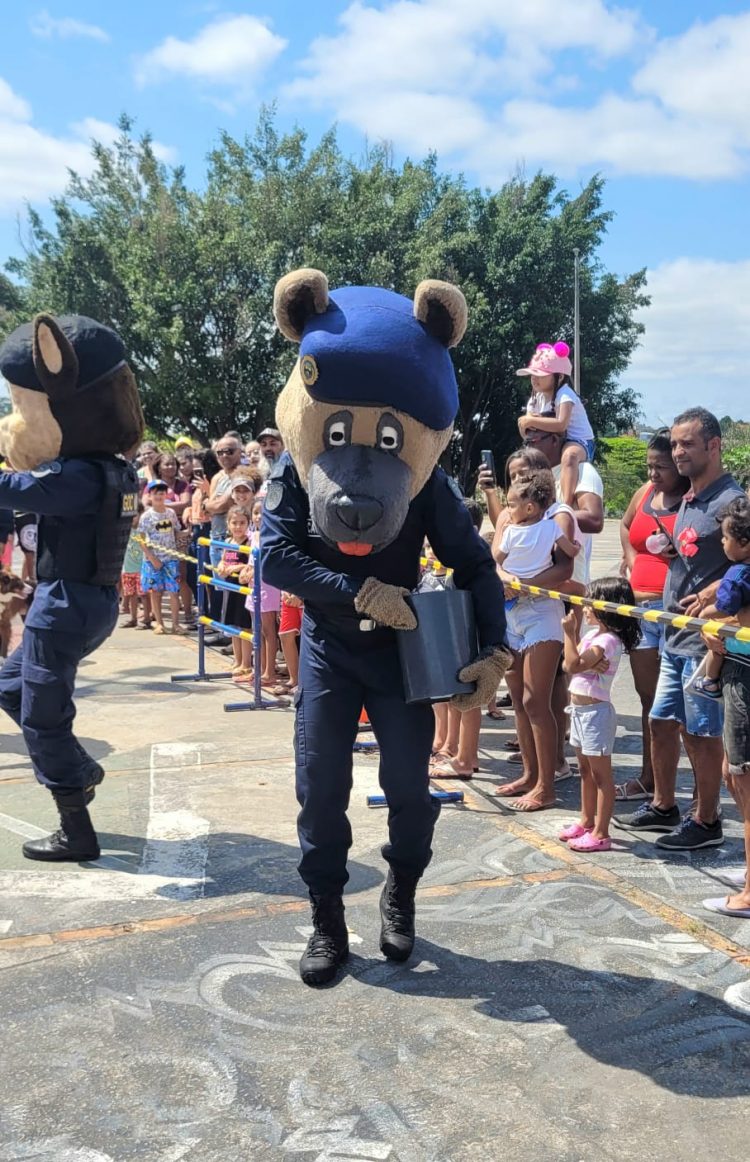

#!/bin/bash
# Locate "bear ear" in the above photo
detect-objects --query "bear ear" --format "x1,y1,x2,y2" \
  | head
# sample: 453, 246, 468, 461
273, 269, 330, 343
413, 280, 468, 349
33, 314, 79, 398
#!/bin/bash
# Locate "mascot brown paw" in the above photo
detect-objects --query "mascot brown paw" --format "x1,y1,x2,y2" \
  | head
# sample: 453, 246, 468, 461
354, 576, 418, 630
451, 646, 513, 712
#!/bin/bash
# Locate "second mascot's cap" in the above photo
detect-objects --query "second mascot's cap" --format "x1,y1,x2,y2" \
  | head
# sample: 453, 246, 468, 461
0, 315, 126, 394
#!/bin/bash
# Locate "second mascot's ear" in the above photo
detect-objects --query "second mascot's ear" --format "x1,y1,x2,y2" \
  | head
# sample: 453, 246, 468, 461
33, 314, 79, 398
274, 268, 330, 343
413, 280, 468, 349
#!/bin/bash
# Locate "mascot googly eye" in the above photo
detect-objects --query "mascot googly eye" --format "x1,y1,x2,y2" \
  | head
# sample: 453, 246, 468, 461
273, 268, 467, 555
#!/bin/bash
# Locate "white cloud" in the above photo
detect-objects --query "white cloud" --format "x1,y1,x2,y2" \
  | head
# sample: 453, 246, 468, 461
622, 259, 750, 424
30, 9, 110, 43
285, 1, 750, 181
633, 12, 750, 135
136, 13, 287, 98
0, 80, 176, 212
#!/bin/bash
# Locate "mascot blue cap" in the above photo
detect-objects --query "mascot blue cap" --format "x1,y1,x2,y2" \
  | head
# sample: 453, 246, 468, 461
298, 286, 459, 432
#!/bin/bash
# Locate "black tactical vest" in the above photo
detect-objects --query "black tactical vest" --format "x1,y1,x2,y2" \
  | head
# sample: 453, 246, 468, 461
36, 456, 139, 587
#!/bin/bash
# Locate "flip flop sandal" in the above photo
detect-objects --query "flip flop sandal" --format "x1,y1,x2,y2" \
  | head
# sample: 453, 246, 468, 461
505, 796, 557, 813
493, 780, 534, 797
503, 739, 521, 751
614, 779, 651, 801
702, 897, 750, 918
429, 759, 473, 780
485, 709, 506, 720
554, 766, 574, 783
506, 751, 524, 765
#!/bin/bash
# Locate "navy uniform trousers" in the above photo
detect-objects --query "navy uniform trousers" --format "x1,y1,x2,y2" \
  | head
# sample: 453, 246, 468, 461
0, 603, 116, 792
296, 615, 440, 895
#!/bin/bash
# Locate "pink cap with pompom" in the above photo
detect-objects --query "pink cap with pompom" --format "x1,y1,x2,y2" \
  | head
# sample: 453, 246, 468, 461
516, 341, 572, 378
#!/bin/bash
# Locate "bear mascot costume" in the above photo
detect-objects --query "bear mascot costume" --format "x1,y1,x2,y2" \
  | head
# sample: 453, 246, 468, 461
261, 269, 511, 986
0, 313, 144, 862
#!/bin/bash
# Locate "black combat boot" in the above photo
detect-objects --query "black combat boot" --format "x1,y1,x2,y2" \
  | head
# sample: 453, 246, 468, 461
299, 893, 349, 986
22, 789, 100, 862
379, 867, 420, 962
74, 742, 105, 804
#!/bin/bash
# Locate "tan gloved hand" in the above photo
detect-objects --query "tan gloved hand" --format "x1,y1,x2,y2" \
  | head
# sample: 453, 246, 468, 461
354, 576, 418, 630
450, 646, 513, 712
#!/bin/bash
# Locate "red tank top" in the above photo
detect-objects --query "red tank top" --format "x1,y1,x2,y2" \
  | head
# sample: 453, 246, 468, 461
629, 486, 681, 595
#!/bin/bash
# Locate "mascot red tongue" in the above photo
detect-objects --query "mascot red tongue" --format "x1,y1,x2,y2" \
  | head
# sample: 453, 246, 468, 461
338, 541, 372, 556
260, 269, 510, 988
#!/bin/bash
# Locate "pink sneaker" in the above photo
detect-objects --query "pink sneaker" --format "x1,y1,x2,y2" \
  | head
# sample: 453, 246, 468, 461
558, 822, 591, 842
568, 832, 612, 853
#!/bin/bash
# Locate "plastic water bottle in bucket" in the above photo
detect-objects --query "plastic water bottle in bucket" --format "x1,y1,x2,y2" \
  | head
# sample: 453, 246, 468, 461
397, 588, 478, 704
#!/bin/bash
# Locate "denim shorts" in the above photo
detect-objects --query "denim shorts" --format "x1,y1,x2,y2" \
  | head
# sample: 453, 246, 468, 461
650, 650, 724, 737
723, 659, 750, 774
506, 595, 564, 653
565, 437, 596, 462
635, 598, 664, 652
567, 701, 617, 756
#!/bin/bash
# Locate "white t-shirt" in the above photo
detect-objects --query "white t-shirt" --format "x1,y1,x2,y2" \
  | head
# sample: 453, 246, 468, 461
552, 462, 604, 584
553, 385, 594, 443
500, 519, 564, 579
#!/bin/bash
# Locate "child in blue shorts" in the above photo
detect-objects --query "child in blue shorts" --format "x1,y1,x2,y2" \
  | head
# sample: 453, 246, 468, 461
139, 480, 183, 635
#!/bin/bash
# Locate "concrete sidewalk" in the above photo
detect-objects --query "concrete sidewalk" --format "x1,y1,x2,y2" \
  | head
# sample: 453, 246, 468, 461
1, 528, 749, 1161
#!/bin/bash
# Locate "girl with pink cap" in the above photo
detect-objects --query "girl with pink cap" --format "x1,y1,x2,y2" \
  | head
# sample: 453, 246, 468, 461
516, 342, 595, 508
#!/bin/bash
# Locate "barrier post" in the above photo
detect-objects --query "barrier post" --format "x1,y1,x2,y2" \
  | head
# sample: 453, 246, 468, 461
224, 545, 288, 713
171, 537, 233, 683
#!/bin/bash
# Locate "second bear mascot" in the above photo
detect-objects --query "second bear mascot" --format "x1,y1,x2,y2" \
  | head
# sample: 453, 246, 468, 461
262, 269, 510, 986
0, 314, 143, 862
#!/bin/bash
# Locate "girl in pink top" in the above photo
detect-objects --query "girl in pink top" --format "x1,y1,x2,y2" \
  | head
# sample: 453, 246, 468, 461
560, 577, 642, 853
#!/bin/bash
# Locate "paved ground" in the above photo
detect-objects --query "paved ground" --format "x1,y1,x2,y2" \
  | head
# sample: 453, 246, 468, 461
1, 522, 749, 1161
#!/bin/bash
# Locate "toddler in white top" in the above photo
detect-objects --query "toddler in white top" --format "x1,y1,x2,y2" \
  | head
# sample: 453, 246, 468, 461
516, 341, 595, 509
495, 470, 579, 582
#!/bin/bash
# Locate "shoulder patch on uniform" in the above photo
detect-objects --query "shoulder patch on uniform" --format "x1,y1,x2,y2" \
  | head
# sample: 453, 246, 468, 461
265, 479, 284, 512
30, 460, 62, 478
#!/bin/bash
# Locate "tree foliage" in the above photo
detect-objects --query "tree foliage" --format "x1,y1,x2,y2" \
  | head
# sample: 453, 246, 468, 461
599, 435, 650, 517
2, 110, 649, 486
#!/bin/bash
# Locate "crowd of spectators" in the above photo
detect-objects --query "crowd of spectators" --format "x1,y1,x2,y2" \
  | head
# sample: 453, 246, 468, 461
456, 405, 750, 919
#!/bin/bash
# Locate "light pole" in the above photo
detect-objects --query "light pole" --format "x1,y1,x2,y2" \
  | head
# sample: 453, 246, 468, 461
573, 248, 581, 396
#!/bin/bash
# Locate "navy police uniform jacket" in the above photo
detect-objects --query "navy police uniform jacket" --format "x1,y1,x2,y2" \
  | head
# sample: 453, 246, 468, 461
261, 453, 506, 648
0, 458, 124, 633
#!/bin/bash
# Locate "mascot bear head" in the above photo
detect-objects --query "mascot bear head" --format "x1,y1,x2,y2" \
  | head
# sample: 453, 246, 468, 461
0, 313, 144, 471
273, 268, 467, 556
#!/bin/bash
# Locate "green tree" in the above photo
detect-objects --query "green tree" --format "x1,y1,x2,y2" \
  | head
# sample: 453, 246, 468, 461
3, 112, 648, 484
598, 435, 650, 517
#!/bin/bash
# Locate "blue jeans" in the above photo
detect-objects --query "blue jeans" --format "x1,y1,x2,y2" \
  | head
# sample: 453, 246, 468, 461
650, 650, 724, 737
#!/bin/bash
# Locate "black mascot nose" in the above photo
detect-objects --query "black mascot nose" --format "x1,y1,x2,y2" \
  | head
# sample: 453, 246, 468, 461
333, 494, 384, 532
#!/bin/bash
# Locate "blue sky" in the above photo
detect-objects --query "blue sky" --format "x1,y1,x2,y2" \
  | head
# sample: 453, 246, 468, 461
1, 1, 749, 424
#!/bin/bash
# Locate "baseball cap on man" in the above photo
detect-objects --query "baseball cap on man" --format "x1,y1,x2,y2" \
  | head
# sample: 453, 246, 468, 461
516, 342, 572, 378
257, 427, 282, 441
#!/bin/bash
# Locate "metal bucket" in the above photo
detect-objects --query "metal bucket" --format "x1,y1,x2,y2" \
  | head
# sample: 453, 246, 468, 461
397, 589, 478, 704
